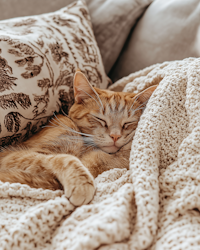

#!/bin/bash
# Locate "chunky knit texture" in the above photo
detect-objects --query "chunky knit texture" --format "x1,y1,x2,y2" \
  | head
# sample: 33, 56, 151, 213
1, 57, 200, 249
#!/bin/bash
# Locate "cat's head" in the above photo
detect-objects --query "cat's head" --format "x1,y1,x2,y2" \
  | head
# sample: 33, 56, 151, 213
69, 71, 157, 154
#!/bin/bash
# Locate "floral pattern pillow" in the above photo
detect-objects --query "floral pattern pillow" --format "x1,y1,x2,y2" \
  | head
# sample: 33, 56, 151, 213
0, 0, 108, 147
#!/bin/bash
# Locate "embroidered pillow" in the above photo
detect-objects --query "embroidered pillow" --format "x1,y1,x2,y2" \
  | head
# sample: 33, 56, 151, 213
0, 0, 108, 147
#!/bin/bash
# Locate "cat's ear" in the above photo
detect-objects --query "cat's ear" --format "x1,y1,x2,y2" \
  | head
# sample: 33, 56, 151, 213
135, 85, 158, 103
73, 70, 96, 103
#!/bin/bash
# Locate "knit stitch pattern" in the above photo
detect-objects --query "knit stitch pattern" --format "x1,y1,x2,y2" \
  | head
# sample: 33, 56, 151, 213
1, 57, 200, 249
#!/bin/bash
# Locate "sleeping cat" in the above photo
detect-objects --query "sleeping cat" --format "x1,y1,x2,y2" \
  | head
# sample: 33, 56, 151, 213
0, 70, 157, 206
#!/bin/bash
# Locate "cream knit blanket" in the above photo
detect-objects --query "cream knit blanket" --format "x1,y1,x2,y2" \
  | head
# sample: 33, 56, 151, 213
1, 57, 200, 249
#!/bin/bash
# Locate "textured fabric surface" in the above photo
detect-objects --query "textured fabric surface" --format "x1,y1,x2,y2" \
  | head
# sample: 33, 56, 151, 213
0, 0, 108, 147
0, 169, 135, 250
0, 0, 154, 74
111, 57, 200, 249
2, 57, 200, 249
110, 0, 200, 82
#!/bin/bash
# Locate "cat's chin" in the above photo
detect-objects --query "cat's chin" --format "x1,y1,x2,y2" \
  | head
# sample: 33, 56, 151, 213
101, 146, 120, 154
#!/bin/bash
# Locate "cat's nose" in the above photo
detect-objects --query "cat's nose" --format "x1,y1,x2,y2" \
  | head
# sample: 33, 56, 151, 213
110, 134, 121, 142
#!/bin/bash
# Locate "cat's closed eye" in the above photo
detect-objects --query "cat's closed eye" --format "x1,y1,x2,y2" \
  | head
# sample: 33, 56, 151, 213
90, 115, 108, 128
123, 121, 138, 130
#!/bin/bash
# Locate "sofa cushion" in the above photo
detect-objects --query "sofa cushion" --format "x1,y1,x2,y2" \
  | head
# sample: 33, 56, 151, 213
0, 0, 108, 146
110, 0, 200, 82
87, 0, 154, 74
0, 0, 154, 74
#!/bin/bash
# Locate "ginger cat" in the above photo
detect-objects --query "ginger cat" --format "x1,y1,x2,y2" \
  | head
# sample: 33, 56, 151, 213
0, 71, 157, 206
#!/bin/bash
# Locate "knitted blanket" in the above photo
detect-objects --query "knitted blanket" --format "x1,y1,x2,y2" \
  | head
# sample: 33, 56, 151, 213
1, 57, 200, 249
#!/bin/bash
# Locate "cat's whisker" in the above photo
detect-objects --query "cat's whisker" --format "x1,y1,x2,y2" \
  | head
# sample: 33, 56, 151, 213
50, 117, 72, 131
46, 137, 96, 156
52, 113, 94, 138
60, 108, 69, 118
128, 92, 143, 112
136, 100, 148, 109
42, 125, 57, 129
67, 126, 94, 138
49, 115, 87, 137
77, 87, 104, 111
48, 120, 61, 128
131, 106, 146, 115
42, 121, 61, 129
131, 101, 148, 115
133, 106, 147, 114
129, 91, 150, 113
83, 141, 97, 148
82, 137, 98, 149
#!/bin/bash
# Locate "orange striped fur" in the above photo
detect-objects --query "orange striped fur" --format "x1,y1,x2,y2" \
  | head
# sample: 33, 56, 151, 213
0, 71, 157, 206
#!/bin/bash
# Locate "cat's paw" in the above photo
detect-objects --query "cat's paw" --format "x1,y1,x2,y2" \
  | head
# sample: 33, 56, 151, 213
65, 180, 95, 206
62, 157, 95, 206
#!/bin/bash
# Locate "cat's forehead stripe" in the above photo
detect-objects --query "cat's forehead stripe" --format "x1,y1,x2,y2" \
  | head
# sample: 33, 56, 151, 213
101, 95, 131, 116
89, 91, 139, 116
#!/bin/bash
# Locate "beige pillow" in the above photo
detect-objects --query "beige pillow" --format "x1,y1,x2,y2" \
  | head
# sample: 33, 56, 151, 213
0, 0, 108, 147
110, 0, 200, 82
